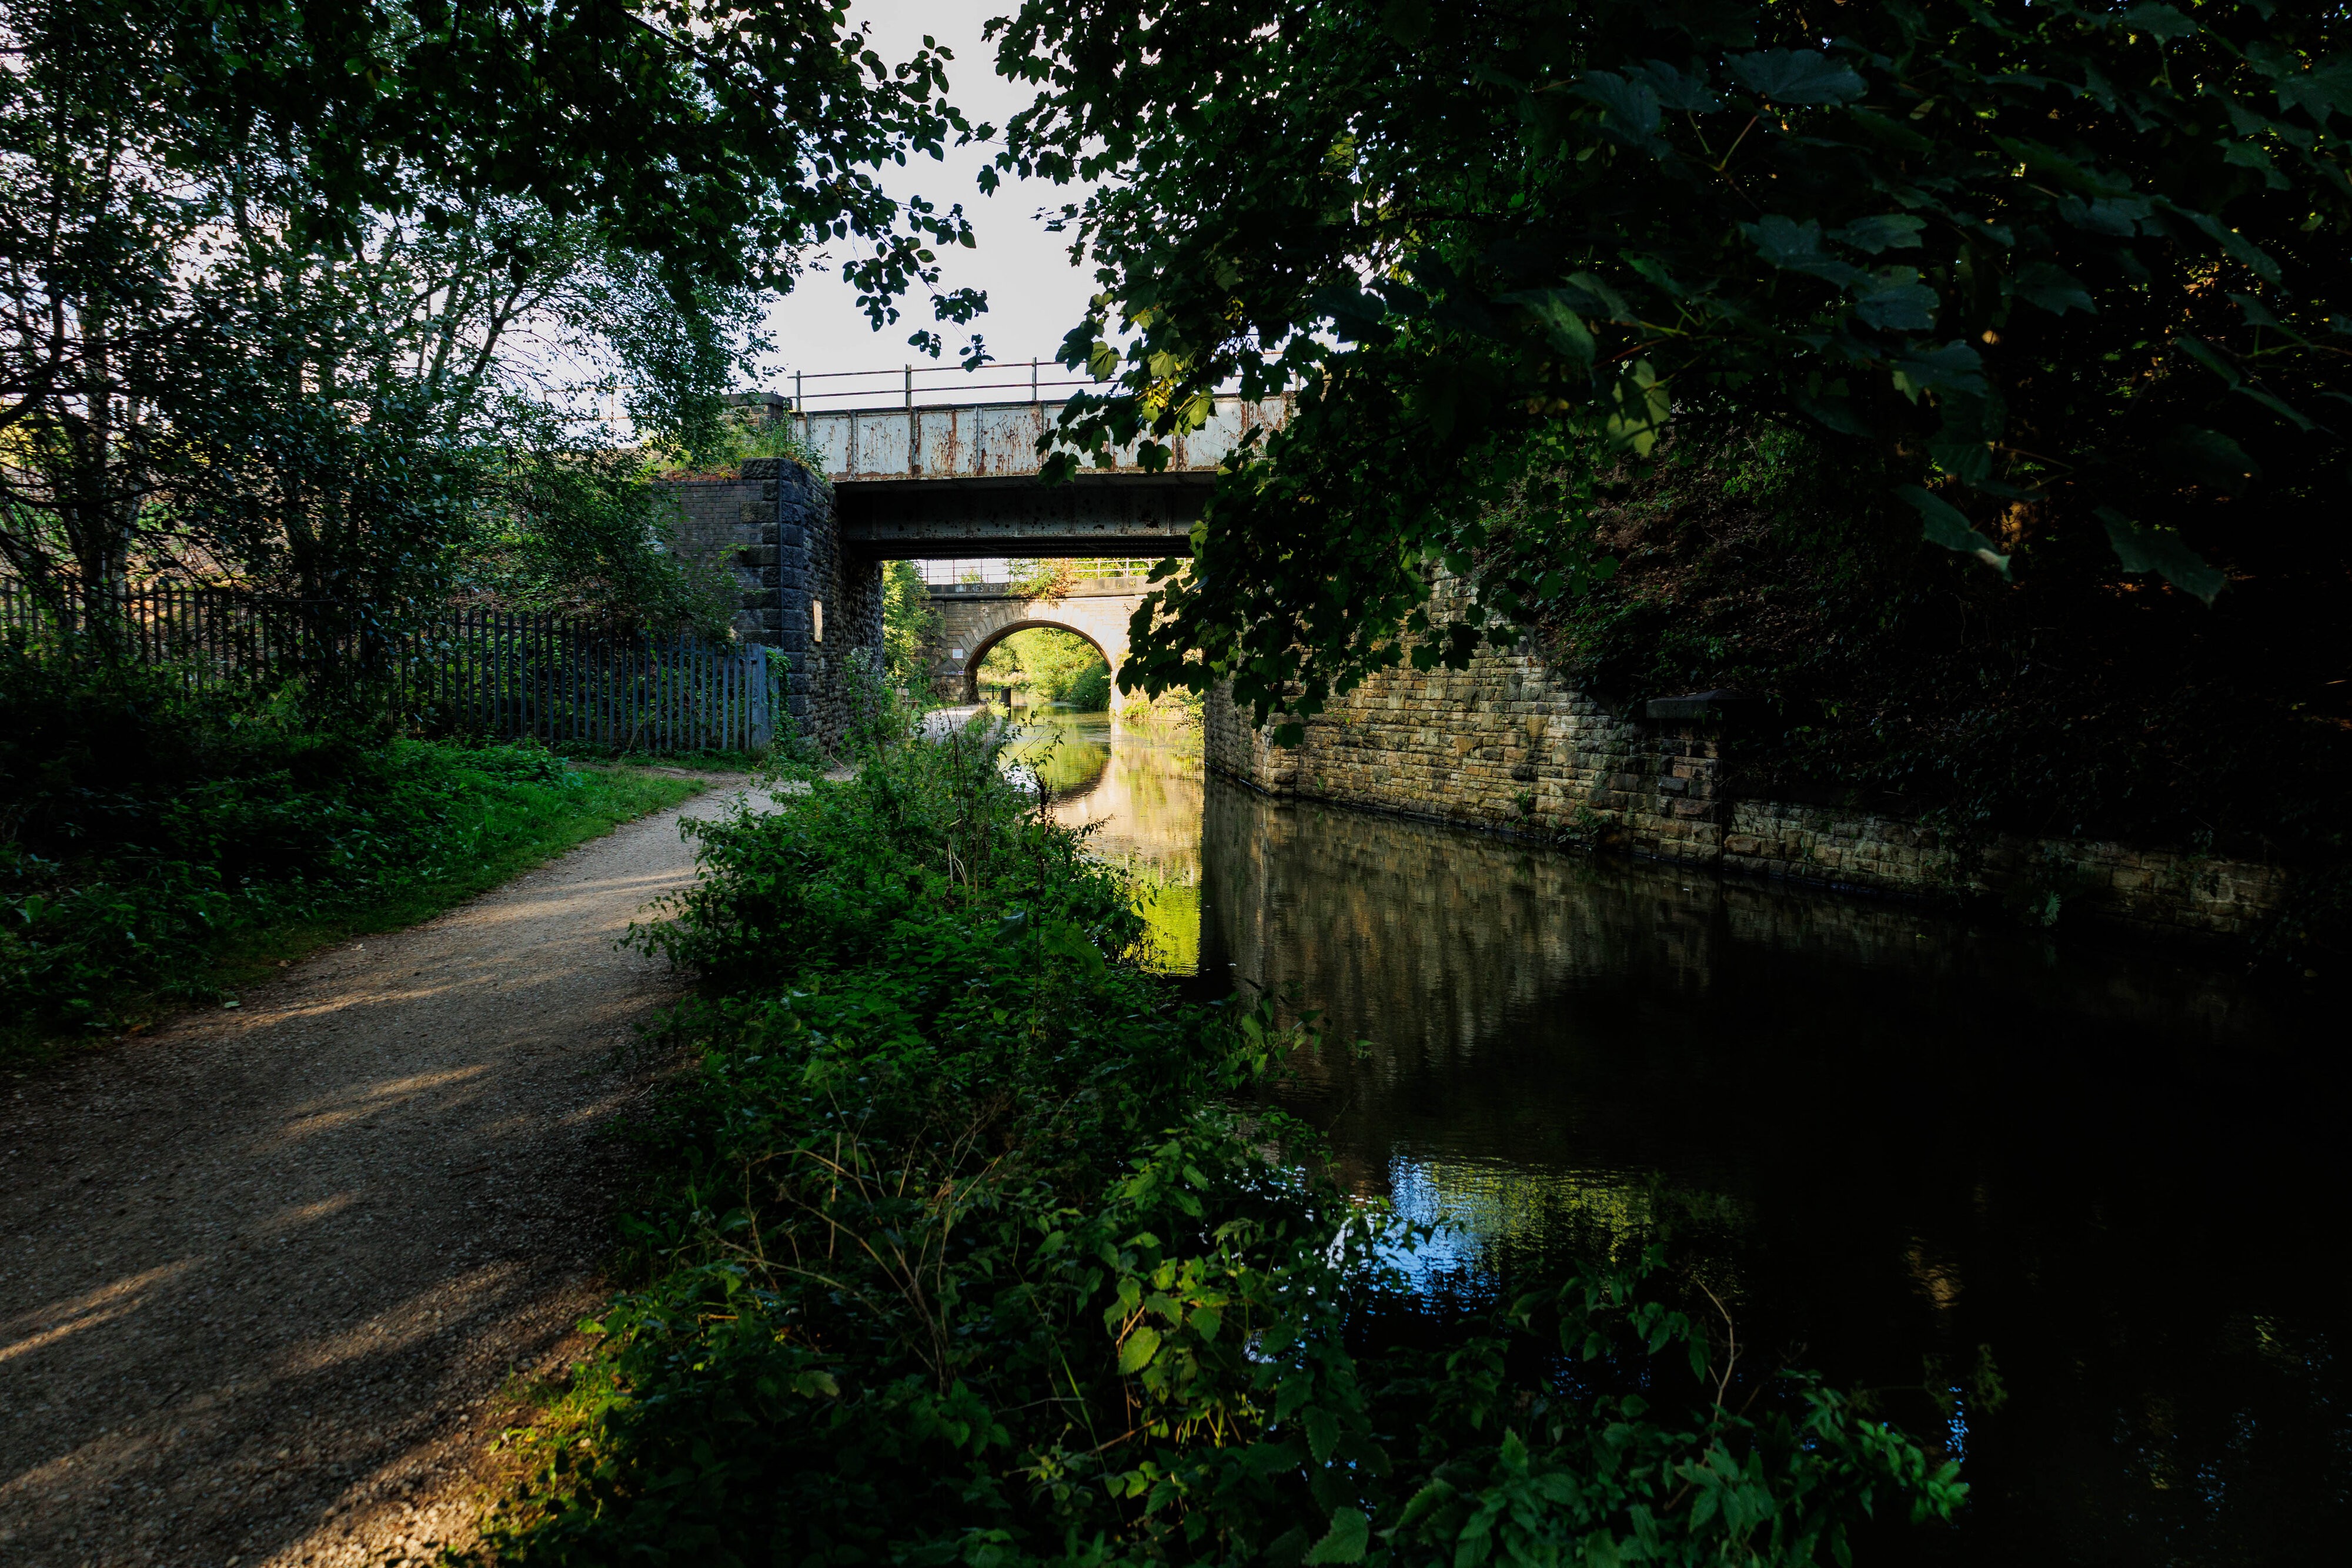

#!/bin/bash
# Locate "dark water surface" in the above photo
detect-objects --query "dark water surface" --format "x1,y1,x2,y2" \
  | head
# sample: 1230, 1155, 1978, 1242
1016, 713, 2349, 1566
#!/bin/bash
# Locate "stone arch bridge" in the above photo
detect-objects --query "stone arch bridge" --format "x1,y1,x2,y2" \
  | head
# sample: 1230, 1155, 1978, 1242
923, 577, 1151, 708
657, 387, 1283, 746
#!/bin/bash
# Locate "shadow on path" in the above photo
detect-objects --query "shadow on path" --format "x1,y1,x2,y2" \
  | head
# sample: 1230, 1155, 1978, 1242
0, 780, 779, 1567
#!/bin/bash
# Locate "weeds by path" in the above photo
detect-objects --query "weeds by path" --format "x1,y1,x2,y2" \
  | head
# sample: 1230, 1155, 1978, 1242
1, 648, 723, 1066
479, 727, 1966, 1567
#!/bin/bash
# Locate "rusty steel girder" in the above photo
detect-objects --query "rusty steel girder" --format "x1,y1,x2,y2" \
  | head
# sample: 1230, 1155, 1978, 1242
835, 473, 1211, 559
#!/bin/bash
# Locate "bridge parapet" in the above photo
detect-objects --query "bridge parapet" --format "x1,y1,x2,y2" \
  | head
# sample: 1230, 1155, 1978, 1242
797, 393, 1288, 483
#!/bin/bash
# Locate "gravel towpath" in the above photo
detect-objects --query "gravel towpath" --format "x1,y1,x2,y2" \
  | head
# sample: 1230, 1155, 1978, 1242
0, 777, 774, 1567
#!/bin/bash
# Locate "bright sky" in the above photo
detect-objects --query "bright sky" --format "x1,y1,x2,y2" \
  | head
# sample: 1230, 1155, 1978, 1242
759, 2, 1097, 401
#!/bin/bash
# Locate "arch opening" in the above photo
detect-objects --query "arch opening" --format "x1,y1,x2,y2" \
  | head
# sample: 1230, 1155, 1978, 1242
965, 621, 1116, 709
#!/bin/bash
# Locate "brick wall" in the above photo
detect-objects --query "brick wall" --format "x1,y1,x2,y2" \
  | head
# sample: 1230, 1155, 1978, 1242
1204, 580, 2289, 942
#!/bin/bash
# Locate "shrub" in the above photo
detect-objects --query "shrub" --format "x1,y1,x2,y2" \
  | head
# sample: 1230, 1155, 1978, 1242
481, 727, 1965, 1566
0, 641, 690, 1051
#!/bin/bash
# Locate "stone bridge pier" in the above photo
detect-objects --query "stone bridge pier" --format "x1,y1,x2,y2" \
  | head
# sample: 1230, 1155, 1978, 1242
924, 579, 1151, 708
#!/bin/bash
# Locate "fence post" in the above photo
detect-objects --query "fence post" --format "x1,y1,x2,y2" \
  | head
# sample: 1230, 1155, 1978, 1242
750, 644, 773, 753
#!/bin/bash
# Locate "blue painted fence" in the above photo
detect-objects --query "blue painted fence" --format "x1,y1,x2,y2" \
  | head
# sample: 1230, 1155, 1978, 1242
0, 584, 781, 754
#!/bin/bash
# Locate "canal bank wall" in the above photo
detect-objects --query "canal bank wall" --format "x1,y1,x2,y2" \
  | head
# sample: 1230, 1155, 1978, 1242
1202, 595, 2287, 944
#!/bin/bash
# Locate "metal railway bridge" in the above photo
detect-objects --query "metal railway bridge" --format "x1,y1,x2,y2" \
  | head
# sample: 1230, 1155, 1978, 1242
658, 363, 1288, 741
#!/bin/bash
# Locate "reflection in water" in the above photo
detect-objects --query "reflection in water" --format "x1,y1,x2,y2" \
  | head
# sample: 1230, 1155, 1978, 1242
1002, 713, 1204, 973
1011, 719, 2348, 1565
1199, 782, 2348, 1568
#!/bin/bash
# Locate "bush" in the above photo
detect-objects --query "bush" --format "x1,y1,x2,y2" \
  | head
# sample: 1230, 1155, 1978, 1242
480, 727, 1964, 1566
0, 643, 693, 1052
1063, 654, 1112, 711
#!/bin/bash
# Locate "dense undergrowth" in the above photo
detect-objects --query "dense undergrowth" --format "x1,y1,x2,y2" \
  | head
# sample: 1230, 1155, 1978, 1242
0, 646, 703, 1059
479, 726, 1964, 1566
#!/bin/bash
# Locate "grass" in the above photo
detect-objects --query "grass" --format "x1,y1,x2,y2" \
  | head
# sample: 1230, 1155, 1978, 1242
199, 762, 711, 1003
2, 732, 719, 1071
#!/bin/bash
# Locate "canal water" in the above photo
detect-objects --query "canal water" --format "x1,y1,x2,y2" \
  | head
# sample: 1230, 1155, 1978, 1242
1002, 711, 2348, 1566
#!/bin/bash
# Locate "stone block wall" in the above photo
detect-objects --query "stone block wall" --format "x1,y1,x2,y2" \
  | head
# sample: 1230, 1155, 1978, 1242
1204, 583, 2288, 943
664, 472, 779, 641
656, 457, 882, 751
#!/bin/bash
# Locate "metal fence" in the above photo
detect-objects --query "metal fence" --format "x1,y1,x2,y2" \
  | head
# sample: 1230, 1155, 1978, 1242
402, 610, 780, 753
0, 583, 781, 753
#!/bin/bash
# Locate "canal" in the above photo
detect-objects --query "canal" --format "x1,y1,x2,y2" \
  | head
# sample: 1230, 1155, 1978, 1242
1001, 711, 2348, 1566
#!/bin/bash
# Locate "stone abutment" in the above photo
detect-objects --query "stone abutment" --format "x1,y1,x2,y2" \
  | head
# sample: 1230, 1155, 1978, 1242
1202, 581, 2288, 945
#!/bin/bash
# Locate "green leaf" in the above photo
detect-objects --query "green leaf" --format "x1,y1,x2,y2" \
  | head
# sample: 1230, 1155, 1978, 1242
1897, 484, 2011, 578
2058, 193, 2153, 236
2225, 291, 2298, 338
1117, 1324, 1162, 1373
1892, 342, 1989, 397
1603, 362, 1671, 454
1795, 390, 1871, 435
2009, 262, 2095, 316
1496, 289, 1596, 365
1302, 1508, 1369, 1566
2271, 58, 2352, 123
2163, 201, 2282, 283
1303, 1406, 1341, 1464
2120, 4, 2198, 45
1929, 439, 1994, 485
1743, 215, 1862, 285
1852, 269, 1938, 331
2234, 383, 2315, 431
1398, 1479, 1458, 1528
1833, 214, 1926, 254
2162, 425, 2261, 492
1563, 270, 1635, 323
2099, 509, 2226, 602
1573, 72, 1665, 150
2174, 333, 2243, 388
1993, 136, 2119, 196
1041, 920, 1106, 974
1728, 49, 1866, 105
1625, 59, 1721, 113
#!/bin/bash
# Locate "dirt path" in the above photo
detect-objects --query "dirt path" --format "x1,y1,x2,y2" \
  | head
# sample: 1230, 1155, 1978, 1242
0, 777, 778, 1567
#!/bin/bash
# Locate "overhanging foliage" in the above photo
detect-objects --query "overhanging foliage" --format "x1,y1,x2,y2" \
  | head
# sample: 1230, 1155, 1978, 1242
988, 1, 2352, 733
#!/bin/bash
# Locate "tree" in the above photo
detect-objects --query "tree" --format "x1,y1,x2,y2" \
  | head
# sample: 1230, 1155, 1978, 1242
882, 559, 944, 691
990, 1, 2352, 735
1, 0, 990, 636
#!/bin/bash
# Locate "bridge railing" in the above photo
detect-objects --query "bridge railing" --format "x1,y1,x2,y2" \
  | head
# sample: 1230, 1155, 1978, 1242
789, 360, 1099, 411
800, 387, 1289, 482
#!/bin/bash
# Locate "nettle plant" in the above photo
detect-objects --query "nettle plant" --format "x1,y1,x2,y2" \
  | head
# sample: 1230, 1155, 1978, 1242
989, 1, 2352, 734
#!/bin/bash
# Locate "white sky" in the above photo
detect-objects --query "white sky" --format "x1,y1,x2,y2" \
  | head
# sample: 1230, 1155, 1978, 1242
759, 1, 1098, 401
